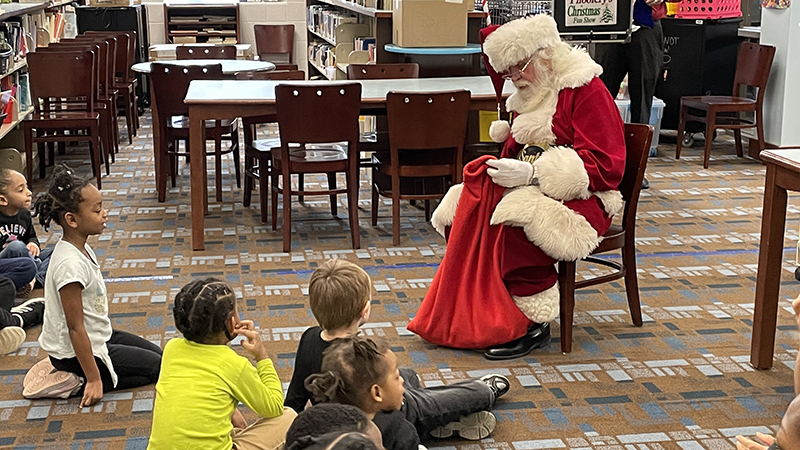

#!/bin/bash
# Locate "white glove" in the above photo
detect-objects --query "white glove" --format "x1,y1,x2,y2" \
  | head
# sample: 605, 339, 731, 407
486, 158, 534, 188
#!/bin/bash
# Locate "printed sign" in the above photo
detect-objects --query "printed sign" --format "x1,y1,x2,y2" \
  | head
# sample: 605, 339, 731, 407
565, 0, 618, 26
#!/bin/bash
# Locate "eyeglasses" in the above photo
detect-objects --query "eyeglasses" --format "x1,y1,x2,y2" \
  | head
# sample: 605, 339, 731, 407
502, 57, 533, 80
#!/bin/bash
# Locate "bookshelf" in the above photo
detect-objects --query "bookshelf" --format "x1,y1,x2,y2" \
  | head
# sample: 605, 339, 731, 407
164, 1, 240, 44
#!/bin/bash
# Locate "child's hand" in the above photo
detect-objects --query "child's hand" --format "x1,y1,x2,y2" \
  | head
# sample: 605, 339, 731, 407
26, 243, 40, 258
231, 408, 248, 429
234, 321, 268, 361
81, 380, 103, 408
736, 432, 773, 450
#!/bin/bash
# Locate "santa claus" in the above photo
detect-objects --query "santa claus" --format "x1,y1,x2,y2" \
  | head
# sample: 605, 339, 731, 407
407, 14, 627, 359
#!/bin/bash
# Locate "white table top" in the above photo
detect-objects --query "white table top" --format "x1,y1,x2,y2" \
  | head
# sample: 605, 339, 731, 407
149, 43, 253, 60
132, 60, 274, 74
184, 76, 515, 104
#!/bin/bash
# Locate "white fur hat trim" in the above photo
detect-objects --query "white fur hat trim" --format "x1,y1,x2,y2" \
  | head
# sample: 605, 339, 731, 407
483, 14, 562, 74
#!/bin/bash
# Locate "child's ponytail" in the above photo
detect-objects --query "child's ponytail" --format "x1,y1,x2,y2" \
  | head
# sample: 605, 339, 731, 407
305, 371, 347, 404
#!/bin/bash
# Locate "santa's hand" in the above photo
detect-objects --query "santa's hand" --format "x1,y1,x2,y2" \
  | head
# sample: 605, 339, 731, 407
486, 158, 534, 188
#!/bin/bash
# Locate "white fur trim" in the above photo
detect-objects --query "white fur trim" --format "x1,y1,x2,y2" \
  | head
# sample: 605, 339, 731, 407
489, 120, 511, 143
513, 283, 560, 323
509, 98, 558, 145
534, 146, 591, 202
553, 47, 603, 92
491, 186, 601, 261
483, 15, 561, 73
594, 190, 624, 217
431, 183, 463, 237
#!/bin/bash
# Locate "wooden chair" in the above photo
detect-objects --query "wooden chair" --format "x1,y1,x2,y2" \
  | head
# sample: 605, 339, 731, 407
38, 42, 114, 172
85, 31, 138, 143
557, 123, 654, 353
176, 45, 237, 60
676, 42, 776, 168
346, 63, 419, 80
271, 83, 362, 252
254, 24, 294, 65
235, 69, 305, 222
150, 63, 240, 202
373, 90, 470, 245
23, 51, 103, 188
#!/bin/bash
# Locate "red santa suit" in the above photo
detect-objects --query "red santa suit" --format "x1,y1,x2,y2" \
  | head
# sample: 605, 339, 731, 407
407, 15, 627, 349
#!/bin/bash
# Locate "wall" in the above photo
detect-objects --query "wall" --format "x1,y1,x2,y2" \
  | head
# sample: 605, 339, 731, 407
143, 0, 308, 73
761, 6, 800, 147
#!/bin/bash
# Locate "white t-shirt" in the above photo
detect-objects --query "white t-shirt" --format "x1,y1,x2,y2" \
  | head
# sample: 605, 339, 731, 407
39, 239, 117, 387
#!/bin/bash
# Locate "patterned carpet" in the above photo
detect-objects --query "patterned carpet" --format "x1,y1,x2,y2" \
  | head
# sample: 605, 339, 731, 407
0, 114, 797, 450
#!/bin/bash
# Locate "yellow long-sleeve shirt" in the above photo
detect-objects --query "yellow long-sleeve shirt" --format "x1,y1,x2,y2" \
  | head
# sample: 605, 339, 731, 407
147, 338, 285, 450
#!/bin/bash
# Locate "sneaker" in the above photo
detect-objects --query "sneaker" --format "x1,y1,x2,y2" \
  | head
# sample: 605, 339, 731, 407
480, 374, 510, 399
11, 298, 45, 329
0, 327, 25, 354
15, 280, 33, 299
23, 358, 84, 399
429, 411, 496, 441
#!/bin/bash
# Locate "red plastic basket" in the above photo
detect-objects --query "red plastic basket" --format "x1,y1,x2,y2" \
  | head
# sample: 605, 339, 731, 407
675, 0, 742, 19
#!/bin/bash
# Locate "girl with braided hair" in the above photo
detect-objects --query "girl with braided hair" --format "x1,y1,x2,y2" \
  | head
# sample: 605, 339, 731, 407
306, 336, 414, 450
34, 164, 162, 407
147, 277, 296, 450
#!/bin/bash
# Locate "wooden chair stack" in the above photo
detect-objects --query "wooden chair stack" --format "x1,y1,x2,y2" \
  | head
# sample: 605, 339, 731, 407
254, 25, 297, 71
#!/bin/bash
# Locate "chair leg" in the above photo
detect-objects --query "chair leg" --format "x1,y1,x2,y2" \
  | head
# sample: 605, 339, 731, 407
557, 261, 576, 354
232, 130, 241, 189
622, 244, 643, 327
89, 126, 103, 190
215, 124, 223, 202
756, 106, 766, 156
327, 172, 337, 216
298, 174, 304, 203
347, 168, 360, 249
39, 140, 47, 180
702, 108, 716, 169
57, 141, 66, 156
424, 200, 431, 222
391, 173, 401, 246
676, 103, 687, 160
258, 154, 269, 224
282, 167, 292, 253
733, 129, 744, 158
243, 154, 254, 208
271, 161, 279, 232
371, 178, 379, 227
24, 124, 34, 182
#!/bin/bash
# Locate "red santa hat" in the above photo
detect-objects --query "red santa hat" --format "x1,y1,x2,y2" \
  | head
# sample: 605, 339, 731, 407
482, 14, 562, 74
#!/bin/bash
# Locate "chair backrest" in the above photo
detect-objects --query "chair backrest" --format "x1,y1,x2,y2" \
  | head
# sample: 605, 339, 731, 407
84, 31, 131, 81
28, 50, 96, 114
62, 37, 113, 97
732, 42, 776, 103
176, 45, 237, 60
39, 43, 104, 99
619, 123, 654, 229
150, 63, 224, 118
275, 83, 361, 147
347, 63, 419, 80
235, 69, 305, 80
254, 24, 294, 63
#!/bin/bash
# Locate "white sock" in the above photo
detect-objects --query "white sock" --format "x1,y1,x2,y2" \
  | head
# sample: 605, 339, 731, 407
12, 314, 23, 329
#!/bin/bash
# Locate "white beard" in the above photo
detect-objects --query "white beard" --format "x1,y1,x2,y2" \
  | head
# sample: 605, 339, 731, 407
505, 77, 559, 146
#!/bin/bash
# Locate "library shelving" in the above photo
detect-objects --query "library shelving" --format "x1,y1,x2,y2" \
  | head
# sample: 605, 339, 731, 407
163, 1, 240, 44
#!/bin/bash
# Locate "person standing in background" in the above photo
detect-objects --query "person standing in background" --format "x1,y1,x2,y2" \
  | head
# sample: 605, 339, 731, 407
595, 0, 669, 190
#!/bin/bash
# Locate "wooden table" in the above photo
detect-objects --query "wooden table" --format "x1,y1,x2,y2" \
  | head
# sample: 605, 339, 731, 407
752, 149, 800, 369
184, 76, 514, 250
149, 43, 253, 61
131, 59, 274, 74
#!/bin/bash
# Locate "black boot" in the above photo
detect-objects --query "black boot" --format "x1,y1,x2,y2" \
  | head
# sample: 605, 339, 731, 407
483, 323, 551, 360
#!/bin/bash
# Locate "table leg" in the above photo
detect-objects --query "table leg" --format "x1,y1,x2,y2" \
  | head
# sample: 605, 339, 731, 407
190, 107, 206, 251
151, 90, 167, 203
751, 164, 788, 369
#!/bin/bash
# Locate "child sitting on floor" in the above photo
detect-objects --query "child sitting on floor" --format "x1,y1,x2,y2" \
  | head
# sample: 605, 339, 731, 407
0, 168, 53, 293
33, 164, 162, 406
285, 403, 385, 450
147, 278, 297, 450
285, 259, 509, 442
306, 336, 414, 450
0, 277, 44, 355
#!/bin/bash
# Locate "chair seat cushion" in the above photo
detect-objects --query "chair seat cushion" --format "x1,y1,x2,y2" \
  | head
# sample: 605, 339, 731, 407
683, 96, 756, 107
272, 143, 348, 163
168, 116, 237, 130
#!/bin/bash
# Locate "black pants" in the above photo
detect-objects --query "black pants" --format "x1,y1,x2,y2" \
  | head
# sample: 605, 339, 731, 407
0, 277, 20, 329
595, 21, 664, 125
395, 367, 495, 438
51, 329, 162, 393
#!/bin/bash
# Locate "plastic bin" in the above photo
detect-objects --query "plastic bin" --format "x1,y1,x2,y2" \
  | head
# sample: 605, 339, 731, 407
675, 0, 742, 19
614, 97, 665, 156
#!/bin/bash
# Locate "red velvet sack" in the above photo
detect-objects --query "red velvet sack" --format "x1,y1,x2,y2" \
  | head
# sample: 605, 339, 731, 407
407, 155, 531, 349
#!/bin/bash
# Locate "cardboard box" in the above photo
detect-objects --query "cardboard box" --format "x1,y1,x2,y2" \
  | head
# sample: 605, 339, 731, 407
86, 0, 141, 7
393, 0, 468, 47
